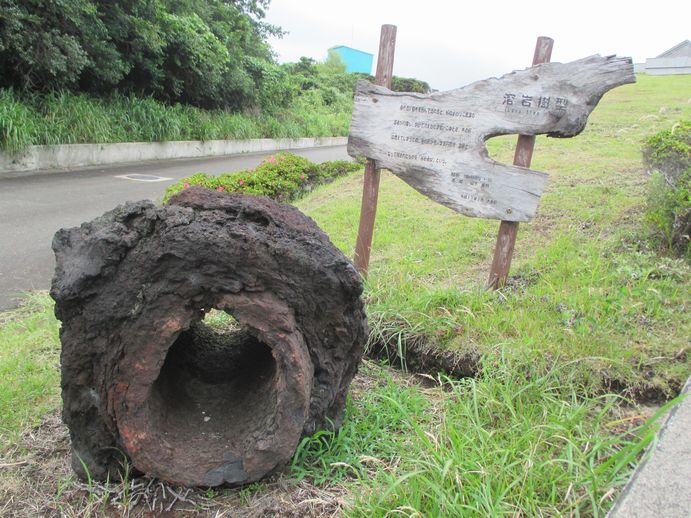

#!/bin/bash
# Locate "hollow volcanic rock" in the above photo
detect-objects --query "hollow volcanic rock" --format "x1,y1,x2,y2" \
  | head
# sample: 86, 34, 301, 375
51, 187, 367, 487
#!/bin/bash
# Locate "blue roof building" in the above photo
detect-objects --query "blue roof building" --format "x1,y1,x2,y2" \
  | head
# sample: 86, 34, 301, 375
329, 46, 373, 74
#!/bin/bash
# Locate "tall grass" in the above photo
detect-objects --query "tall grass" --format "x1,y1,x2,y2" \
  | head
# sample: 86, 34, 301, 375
0, 89, 37, 153
293, 359, 677, 517
0, 88, 351, 152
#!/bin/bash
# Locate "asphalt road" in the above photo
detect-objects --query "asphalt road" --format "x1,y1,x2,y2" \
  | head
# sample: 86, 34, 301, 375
0, 145, 350, 311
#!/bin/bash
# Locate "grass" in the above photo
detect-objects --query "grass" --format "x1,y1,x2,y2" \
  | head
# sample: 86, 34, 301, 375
1, 74, 690, 516
295, 360, 676, 517
0, 293, 60, 447
296, 73, 691, 400
0, 304, 675, 516
0, 88, 351, 153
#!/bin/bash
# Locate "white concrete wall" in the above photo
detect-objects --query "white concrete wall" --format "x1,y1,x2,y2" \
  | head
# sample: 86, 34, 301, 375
644, 56, 691, 76
0, 137, 348, 174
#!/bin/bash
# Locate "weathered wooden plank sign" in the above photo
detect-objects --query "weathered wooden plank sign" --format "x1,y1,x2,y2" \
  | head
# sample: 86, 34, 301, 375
348, 55, 635, 222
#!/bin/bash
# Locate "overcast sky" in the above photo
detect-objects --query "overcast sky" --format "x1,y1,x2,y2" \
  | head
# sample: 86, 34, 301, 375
265, 0, 690, 91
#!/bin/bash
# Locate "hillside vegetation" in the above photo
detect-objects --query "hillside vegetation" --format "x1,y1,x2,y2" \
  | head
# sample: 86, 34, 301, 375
297, 73, 690, 400
0, 1, 430, 153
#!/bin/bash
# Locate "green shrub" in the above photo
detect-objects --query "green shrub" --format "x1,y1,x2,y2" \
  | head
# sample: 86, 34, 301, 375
642, 121, 690, 256
392, 76, 431, 93
315, 159, 362, 183
163, 153, 361, 203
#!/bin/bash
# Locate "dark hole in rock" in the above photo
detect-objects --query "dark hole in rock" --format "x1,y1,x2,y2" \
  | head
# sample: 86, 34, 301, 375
146, 315, 279, 463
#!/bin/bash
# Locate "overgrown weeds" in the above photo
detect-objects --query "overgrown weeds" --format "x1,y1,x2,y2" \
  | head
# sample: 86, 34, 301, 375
292, 359, 676, 517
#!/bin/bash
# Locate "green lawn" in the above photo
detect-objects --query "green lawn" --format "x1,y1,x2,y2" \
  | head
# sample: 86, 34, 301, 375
0, 73, 689, 516
297, 73, 691, 400
0, 294, 60, 447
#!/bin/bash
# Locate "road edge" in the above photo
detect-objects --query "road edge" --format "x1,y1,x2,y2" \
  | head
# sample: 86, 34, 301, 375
607, 377, 691, 518
0, 137, 348, 176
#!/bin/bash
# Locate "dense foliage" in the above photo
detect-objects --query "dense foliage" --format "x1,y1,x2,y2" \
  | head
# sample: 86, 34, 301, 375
643, 120, 690, 256
163, 152, 361, 203
0, 48, 432, 151
0, 1, 431, 114
0, 1, 433, 151
0, 0, 282, 111
283, 53, 431, 96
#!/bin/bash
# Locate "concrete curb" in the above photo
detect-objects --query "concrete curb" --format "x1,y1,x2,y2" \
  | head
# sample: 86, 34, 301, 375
607, 377, 691, 518
0, 137, 348, 174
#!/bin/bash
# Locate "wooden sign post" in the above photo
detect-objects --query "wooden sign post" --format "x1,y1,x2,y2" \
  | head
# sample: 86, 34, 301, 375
353, 24, 397, 276
488, 36, 553, 290
349, 34, 635, 281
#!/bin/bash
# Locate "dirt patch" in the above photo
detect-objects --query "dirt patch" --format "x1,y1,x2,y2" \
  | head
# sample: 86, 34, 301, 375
1, 413, 75, 517
366, 332, 480, 379
1, 420, 347, 518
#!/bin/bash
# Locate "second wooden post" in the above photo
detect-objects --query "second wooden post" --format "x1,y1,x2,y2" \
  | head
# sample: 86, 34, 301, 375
487, 36, 554, 289
353, 24, 397, 277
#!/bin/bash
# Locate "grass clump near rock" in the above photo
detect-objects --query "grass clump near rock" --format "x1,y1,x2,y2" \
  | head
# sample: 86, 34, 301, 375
163, 152, 362, 203
642, 120, 690, 256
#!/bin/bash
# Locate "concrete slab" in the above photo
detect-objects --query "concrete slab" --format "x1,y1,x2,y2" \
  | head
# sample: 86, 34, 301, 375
0, 137, 348, 175
608, 377, 691, 518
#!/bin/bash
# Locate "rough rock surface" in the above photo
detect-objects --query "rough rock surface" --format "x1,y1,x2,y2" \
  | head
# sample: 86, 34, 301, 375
51, 187, 367, 487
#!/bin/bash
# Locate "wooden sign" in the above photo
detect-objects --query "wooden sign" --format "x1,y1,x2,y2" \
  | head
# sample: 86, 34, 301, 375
348, 55, 635, 222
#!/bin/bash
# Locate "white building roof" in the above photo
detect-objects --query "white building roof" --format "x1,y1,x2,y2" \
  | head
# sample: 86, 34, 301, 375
656, 40, 691, 58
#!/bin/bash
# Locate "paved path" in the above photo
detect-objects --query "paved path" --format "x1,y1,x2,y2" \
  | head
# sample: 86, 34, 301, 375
608, 378, 691, 518
0, 146, 350, 311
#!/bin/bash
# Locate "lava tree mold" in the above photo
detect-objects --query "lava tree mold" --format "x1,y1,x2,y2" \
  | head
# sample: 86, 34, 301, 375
51, 187, 367, 487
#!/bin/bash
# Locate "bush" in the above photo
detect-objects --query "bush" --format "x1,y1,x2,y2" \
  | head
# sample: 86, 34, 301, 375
392, 76, 431, 94
163, 153, 361, 203
314, 159, 362, 182
642, 121, 690, 256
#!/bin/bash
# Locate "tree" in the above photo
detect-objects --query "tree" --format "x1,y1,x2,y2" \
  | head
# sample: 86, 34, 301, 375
0, 0, 124, 90
0, 0, 287, 110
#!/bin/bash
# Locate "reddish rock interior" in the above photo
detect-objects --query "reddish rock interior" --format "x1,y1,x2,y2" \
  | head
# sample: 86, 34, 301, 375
145, 321, 280, 466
